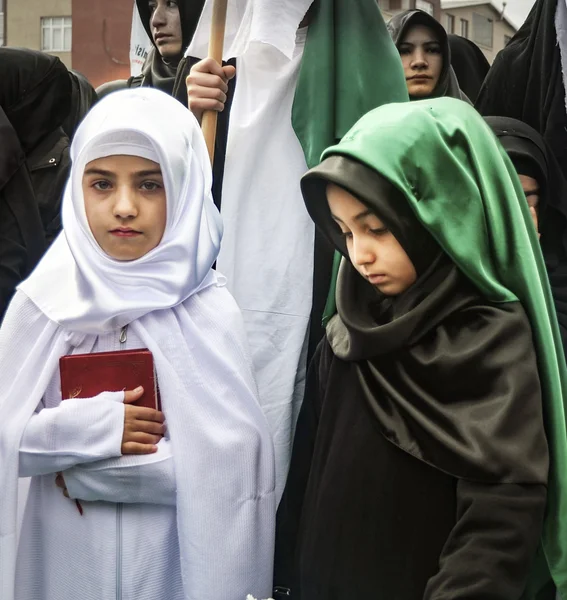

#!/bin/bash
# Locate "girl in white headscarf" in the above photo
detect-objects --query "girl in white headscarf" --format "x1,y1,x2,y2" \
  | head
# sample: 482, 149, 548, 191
0, 87, 275, 600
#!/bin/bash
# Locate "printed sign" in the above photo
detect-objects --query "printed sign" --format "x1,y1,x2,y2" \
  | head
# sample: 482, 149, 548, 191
130, 1, 151, 76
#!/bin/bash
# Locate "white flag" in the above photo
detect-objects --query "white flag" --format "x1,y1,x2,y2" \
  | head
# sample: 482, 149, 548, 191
130, 1, 152, 76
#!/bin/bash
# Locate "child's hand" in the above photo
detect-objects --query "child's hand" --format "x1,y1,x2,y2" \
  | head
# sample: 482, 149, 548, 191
186, 58, 236, 123
122, 387, 166, 455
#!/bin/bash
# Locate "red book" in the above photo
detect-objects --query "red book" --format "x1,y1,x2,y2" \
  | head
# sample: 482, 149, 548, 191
60, 348, 160, 410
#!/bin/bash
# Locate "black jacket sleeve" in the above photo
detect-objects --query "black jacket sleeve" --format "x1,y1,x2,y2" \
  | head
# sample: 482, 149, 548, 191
424, 480, 546, 600
0, 189, 28, 321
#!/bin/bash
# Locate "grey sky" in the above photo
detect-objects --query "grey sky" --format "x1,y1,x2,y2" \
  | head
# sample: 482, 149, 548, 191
499, 0, 535, 29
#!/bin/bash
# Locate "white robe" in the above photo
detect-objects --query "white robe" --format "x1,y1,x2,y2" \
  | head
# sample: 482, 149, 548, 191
17, 326, 183, 600
216, 29, 314, 500
187, 0, 315, 500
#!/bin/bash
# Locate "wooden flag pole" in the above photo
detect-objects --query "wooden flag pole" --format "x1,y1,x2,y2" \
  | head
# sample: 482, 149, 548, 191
201, 0, 229, 165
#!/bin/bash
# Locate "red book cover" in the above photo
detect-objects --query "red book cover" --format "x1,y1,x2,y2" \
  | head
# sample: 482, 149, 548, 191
60, 349, 160, 410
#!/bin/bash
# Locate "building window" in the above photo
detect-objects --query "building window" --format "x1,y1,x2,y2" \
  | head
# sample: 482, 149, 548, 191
473, 12, 493, 48
415, 0, 434, 16
41, 17, 72, 52
504, 34, 512, 45
446, 13, 455, 34
460, 18, 469, 38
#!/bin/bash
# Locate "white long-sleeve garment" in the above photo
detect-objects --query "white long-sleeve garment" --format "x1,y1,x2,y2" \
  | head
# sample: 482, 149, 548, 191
0, 89, 276, 600
17, 327, 183, 600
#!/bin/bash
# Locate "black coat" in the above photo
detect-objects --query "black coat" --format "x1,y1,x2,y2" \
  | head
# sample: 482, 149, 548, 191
476, 0, 567, 178
275, 339, 547, 600
0, 49, 72, 322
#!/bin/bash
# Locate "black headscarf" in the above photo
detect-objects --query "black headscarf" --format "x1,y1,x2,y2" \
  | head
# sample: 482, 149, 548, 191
485, 116, 567, 350
135, 0, 205, 95
387, 10, 468, 101
448, 34, 489, 102
300, 155, 548, 485
0, 48, 71, 154
0, 49, 74, 320
476, 0, 567, 177
63, 70, 97, 140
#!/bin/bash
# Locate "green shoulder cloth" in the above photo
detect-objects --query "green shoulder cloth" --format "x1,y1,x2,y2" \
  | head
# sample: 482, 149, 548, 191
322, 97, 567, 597
292, 0, 409, 170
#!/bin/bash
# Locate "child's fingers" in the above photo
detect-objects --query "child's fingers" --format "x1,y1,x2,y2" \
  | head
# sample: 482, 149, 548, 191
122, 442, 158, 455
132, 419, 166, 436
125, 431, 162, 445
128, 405, 165, 422
123, 387, 144, 404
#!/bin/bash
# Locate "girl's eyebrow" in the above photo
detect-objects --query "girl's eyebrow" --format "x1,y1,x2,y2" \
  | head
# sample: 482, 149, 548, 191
84, 168, 114, 177
331, 209, 374, 223
135, 169, 163, 177
83, 168, 163, 178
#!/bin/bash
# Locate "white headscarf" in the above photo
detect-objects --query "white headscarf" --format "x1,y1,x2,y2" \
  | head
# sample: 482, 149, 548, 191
20, 87, 223, 333
0, 88, 276, 600
186, 0, 313, 60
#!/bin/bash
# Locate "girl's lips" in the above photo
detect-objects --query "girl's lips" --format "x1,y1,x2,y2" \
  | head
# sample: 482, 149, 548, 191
368, 274, 387, 284
110, 230, 142, 238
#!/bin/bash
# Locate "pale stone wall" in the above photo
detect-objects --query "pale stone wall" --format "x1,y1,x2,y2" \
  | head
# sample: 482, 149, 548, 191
440, 4, 516, 62
5, 0, 72, 67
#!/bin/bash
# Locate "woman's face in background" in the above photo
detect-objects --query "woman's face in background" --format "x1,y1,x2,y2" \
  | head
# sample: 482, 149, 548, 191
398, 24, 443, 98
148, 0, 183, 59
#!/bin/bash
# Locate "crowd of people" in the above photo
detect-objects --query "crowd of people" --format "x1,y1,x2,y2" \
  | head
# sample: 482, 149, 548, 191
1, 0, 567, 599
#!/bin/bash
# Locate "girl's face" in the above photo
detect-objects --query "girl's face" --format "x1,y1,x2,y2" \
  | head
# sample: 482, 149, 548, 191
148, 0, 183, 59
398, 24, 443, 98
327, 184, 417, 296
83, 155, 167, 261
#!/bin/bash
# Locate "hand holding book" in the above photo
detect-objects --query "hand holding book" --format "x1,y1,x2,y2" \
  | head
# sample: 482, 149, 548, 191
122, 386, 166, 455
58, 349, 164, 514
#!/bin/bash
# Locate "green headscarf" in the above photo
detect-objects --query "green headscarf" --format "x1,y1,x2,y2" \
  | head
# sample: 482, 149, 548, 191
316, 96, 567, 596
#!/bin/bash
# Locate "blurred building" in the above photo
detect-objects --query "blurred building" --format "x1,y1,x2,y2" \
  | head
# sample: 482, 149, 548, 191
4, 0, 72, 67
379, 0, 443, 22
378, 0, 516, 62
71, 0, 132, 88
4, 0, 133, 87
440, 0, 516, 62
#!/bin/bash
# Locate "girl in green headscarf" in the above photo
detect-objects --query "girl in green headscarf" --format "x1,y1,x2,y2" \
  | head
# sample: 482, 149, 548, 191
274, 97, 567, 600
